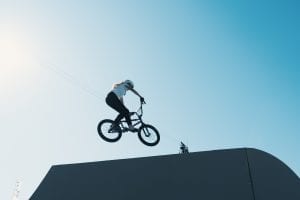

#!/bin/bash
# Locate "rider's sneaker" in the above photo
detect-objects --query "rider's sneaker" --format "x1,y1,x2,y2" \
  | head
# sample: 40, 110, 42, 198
128, 125, 137, 132
109, 124, 120, 132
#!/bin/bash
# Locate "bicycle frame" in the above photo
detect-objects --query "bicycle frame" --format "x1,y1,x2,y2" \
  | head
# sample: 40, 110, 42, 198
118, 102, 145, 131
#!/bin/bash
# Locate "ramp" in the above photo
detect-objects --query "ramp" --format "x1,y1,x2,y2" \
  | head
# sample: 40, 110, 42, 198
30, 148, 300, 200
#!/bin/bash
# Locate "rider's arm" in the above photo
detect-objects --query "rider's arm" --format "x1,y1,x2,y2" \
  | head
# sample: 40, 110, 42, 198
130, 88, 143, 99
130, 88, 145, 103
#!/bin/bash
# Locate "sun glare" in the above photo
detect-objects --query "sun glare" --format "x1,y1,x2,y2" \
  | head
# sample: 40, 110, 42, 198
0, 27, 36, 98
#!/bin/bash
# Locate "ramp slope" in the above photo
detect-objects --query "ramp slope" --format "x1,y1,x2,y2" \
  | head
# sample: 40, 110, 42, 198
30, 148, 300, 200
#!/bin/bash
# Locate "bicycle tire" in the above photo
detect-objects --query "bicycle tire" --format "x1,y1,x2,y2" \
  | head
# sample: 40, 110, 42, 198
97, 119, 122, 142
138, 124, 160, 146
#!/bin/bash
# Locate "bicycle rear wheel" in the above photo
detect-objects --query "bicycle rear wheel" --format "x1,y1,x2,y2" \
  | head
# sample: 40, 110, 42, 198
97, 119, 122, 142
138, 124, 160, 146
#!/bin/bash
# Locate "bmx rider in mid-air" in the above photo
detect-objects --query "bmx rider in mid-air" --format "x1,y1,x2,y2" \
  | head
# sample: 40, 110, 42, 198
105, 80, 144, 132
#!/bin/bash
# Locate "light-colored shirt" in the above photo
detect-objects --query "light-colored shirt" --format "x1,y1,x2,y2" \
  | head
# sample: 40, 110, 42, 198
112, 83, 128, 99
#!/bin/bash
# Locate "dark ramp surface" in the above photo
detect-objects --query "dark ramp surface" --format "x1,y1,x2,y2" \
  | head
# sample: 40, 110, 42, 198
30, 148, 300, 200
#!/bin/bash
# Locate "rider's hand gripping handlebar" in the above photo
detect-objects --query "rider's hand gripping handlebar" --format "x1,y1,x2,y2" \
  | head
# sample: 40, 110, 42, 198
140, 97, 146, 104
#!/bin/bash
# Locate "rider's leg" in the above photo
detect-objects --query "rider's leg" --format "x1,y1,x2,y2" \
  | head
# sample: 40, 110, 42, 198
106, 92, 132, 127
115, 108, 132, 128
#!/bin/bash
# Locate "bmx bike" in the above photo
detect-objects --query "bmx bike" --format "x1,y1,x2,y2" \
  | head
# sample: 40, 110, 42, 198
97, 100, 160, 146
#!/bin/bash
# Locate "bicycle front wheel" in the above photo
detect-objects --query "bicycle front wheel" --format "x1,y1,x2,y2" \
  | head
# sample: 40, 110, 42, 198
97, 119, 122, 142
138, 124, 160, 146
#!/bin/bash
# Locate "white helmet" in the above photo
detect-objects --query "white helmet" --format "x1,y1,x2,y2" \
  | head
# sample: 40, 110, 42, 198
124, 80, 134, 89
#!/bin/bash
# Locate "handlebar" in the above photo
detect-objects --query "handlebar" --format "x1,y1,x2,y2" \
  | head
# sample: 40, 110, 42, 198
136, 99, 145, 116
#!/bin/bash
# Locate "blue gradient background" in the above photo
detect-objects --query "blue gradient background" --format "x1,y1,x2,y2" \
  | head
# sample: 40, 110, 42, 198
0, 0, 299, 199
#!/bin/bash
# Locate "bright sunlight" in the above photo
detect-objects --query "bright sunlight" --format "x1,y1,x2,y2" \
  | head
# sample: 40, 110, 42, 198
0, 26, 36, 98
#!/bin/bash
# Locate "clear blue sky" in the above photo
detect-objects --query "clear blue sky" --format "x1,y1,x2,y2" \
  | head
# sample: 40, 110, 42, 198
0, 0, 299, 199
